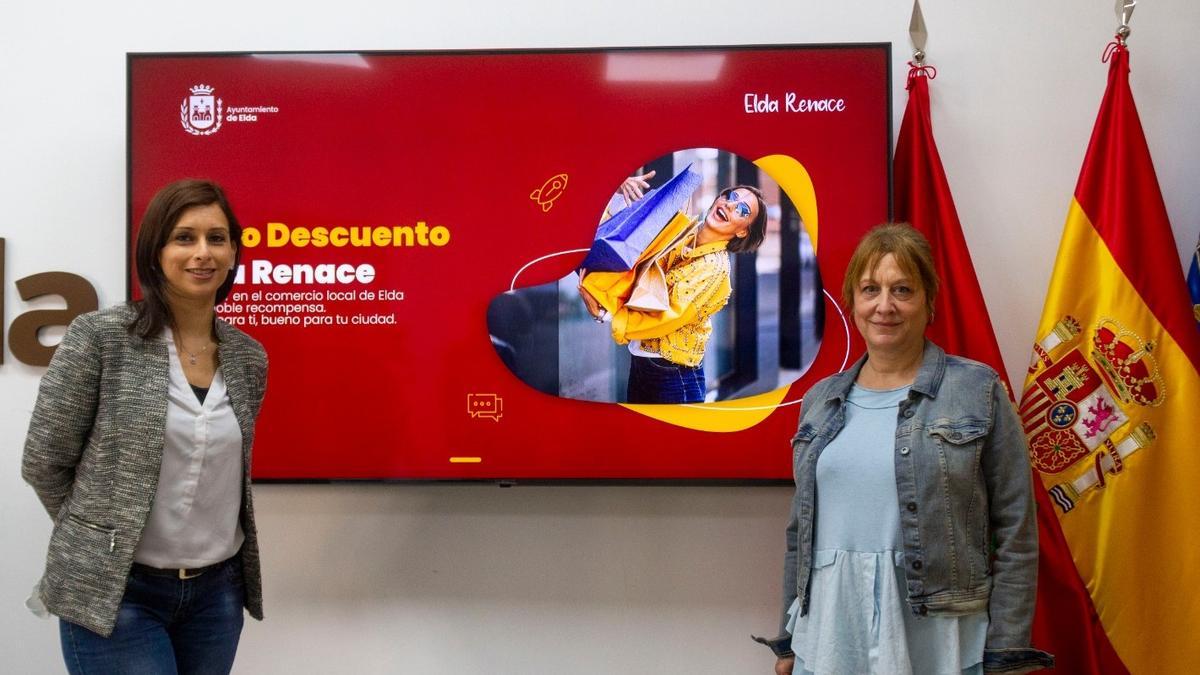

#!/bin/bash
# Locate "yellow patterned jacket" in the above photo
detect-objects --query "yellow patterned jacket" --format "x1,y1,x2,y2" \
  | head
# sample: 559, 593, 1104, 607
581, 215, 732, 368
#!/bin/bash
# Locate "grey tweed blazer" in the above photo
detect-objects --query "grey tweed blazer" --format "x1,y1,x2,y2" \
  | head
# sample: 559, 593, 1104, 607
22, 303, 268, 637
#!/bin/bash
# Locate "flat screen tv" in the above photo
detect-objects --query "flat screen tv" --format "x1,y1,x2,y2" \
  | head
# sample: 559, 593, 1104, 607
128, 44, 890, 481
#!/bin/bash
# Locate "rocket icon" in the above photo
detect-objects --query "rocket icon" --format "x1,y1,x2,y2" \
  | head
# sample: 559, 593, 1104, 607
530, 173, 568, 212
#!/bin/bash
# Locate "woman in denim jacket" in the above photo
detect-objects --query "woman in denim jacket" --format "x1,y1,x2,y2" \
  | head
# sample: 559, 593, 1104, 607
757, 224, 1052, 674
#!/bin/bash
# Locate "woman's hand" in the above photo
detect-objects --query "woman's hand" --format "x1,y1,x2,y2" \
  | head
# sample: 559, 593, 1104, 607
774, 655, 795, 675
619, 170, 656, 205
577, 271, 605, 321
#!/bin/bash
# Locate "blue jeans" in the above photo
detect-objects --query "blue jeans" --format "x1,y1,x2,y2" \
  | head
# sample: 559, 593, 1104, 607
59, 557, 245, 675
627, 355, 706, 404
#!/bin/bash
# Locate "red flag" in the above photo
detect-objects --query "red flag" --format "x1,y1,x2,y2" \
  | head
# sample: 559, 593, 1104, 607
893, 64, 1009, 382
893, 62, 1127, 673
1021, 40, 1200, 673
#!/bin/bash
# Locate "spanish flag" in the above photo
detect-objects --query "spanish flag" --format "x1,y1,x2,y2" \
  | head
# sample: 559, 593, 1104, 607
1021, 42, 1200, 673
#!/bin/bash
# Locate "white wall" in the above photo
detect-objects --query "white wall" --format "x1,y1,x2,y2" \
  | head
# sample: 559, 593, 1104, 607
2, 1, 1198, 672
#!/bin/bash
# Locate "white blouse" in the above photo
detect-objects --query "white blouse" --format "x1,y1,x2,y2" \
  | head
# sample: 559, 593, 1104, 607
133, 331, 244, 568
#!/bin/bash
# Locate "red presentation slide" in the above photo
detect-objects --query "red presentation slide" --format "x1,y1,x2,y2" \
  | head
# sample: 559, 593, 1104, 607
128, 45, 890, 481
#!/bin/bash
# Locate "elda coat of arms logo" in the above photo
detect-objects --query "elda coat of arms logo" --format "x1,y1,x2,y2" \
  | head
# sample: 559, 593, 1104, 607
1022, 315, 1164, 514
181, 84, 222, 136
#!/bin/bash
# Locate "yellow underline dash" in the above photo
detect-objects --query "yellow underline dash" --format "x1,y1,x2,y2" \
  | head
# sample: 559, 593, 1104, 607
449, 457, 483, 463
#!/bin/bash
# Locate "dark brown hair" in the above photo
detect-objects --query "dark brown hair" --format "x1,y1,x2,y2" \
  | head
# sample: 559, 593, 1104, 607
721, 185, 769, 254
130, 179, 241, 338
841, 222, 939, 314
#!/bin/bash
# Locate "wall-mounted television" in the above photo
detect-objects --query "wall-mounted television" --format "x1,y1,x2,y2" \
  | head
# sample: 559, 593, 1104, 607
128, 44, 890, 481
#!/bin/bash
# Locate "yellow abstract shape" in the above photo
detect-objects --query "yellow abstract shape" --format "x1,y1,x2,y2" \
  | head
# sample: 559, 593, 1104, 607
623, 385, 795, 431
530, 173, 568, 212
619, 154, 818, 431
1026, 198, 1200, 674
754, 154, 819, 252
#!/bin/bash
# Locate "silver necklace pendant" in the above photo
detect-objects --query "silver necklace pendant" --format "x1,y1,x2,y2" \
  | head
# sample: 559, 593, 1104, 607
176, 337, 209, 366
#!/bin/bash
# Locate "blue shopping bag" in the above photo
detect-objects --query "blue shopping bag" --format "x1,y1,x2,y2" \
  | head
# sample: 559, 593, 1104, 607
579, 164, 702, 273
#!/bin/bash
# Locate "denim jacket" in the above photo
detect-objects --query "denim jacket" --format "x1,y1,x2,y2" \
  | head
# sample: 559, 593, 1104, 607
755, 342, 1053, 672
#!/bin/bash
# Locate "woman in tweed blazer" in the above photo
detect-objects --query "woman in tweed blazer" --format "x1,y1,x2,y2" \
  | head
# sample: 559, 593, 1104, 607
23, 179, 267, 674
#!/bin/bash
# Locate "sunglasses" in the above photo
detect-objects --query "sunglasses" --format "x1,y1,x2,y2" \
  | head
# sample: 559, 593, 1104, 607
721, 190, 753, 219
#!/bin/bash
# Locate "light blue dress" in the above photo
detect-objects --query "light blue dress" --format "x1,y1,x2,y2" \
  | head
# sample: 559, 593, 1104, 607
785, 384, 988, 675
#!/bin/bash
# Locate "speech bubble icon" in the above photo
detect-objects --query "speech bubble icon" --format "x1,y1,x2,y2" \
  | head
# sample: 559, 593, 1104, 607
467, 393, 504, 422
